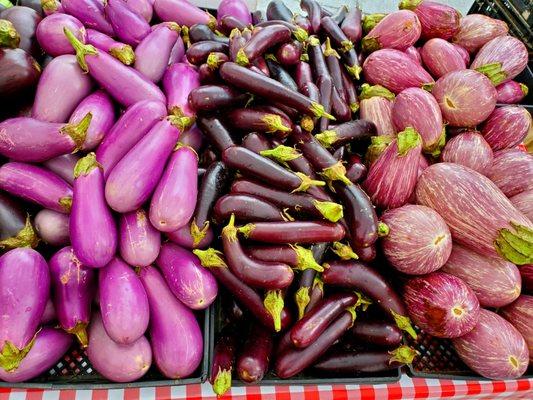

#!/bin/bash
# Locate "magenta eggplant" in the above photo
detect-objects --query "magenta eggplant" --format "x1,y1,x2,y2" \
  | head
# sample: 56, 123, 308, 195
153, 0, 213, 27
105, 0, 150, 46
43, 154, 78, 185
359, 84, 395, 136
217, 0, 251, 25
86, 29, 135, 66
119, 209, 161, 267
40, 298, 56, 325
420, 38, 466, 78
481, 106, 532, 151
487, 149, 533, 198
36, 13, 85, 56
34, 209, 70, 246
399, 0, 460, 40
62, 0, 114, 36
510, 190, 533, 221
452, 14, 508, 54
163, 63, 200, 129
496, 80, 529, 104
441, 132, 494, 175
500, 295, 533, 362
362, 10, 421, 53
125, 0, 153, 22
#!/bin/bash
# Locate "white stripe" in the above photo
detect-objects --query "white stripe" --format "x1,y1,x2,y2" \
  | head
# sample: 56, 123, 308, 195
138, 387, 155, 400
41, 390, 60, 400
73, 389, 93, 400
7, 392, 26, 400
170, 385, 186, 399
107, 389, 124, 400
259, 385, 276, 395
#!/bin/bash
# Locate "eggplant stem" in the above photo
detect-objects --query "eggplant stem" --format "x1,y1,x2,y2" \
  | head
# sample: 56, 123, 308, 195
293, 172, 326, 193
64, 27, 98, 72
361, 36, 380, 53
378, 222, 390, 237
495, 222, 533, 265
309, 102, 336, 120
295, 287, 311, 320
291, 245, 324, 272
221, 214, 238, 242
359, 83, 395, 101
59, 196, 72, 213
0, 19, 20, 49
314, 201, 343, 222
63, 112, 92, 150
321, 161, 352, 187
354, 291, 372, 311
350, 102, 360, 113
340, 39, 354, 53
109, 45, 135, 65
398, 0, 422, 10
519, 83, 529, 96
264, 290, 284, 332
366, 134, 394, 165
207, 52, 223, 70
0, 334, 36, 372
397, 127, 422, 157
181, 26, 190, 47
69, 322, 89, 348
300, 116, 314, 132
212, 367, 232, 396
168, 113, 195, 131
425, 127, 446, 158
475, 62, 507, 86
389, 345, 419, 364
390, 309, 417, 339
323, 38, 341, 59
293, 27, 308, 42
193, 248, 228, 268
261, 115, 291, 134
190, 220, 210, 247
236, 48, 249, 66
237, 223, 255, 238
260, 145, 301, 167
315, 130, 338, 148
345, 64, 362, 80
331, 242, 358, 260
74, 152, 102, 178
41, 0, 59, 13
345, 305, 357, 327
0, 215, 39, 250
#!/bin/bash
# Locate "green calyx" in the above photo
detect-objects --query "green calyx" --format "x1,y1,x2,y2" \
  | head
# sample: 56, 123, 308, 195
354, 291, 372, 311
366, 134, 394, 165
221, 214, 238, 242
495, 222, 533, 265
350, 102, 360, 113
345, 63, 362, 80
475, 62, 507, 86
422, 82, 435, 92
264, 290, 284, 332
314, 200, 343, 222
313, 274, 324, 292
74, 152, 101, 178
260, 145, 301, 167
291, 245, 324, 272
109, 45, 135, 65
0, 215, 39, 250
212, 367, 232, 396
359, 83, 395, 101
309, 102, 336, 120
389, 345, 419, 364
323, 38, 341, 59
346, 305, 357, 327
69, 322, 89, 348
236, 48, 249, 66
397, 127, 422, 156
300, 52, 309, 62
264, 53, 278, 62
190, 220, 210, 247
361, 36, 381, 53
308, 35, 321, 47
261, 114, 292, 134
293, 27, 308, 42
207, 12, 217, 31
362, 13, 387, 34
519, 83, 529, 96
0, 335, 36, 372
425, 127, 446, 157
295, 287, 310, 320
332, 242, 358, 260
340, 40, 354, 53
207, 52, 223, 70
168, 111, 195, 131
62, 112, 92, 150
0, 19, 20, 48
193, 248, 228, 268
378, 222, 390, 237
398, 0, 421, 10
165, 22, 181, 33
64, 27, 98, 72
391, 309, 417, 339
59, 196, 72, 213
181, 26, 190, 47
0, 0, 13, 10
229, 28, 241, 39
300, 116, 314, 132
315, 130, 339, 148
237, 223, 255, 238
293, 172, 326, 193
321, 161, 352, 187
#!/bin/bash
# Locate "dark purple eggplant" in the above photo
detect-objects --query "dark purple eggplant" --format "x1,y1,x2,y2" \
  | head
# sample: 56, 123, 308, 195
236, 24, 291, 66
238, 221, 345, 244
300, 0, 321, 33
0, 48, 40, 104
214, 194, 284, 223
237, 323, 273, 383
196, 116, 235, 152
255, 20, 308, 42
308, 38, 332, 127
265, 57, 298, 92
242, 132, 271, 153
219, 15, 248, 35
188, 85, 248, 112
322, 15, 361, 79
276, 41, 302, 66
330, 87, 352, 122
266, 1, 292, 22
324, 38, 346, 102
306, 274, 325, 313
246, 244, 324, 272
0, 192, 38, 250
226, 107, 293, 137
229, 27, 246, 62
186, 41, 229, 65
189, 23, 229, 44
210, 323, 238, 396
346, 160, 368, 183
351, 320, 403, 347
342, 68, 359, 113
294, 243, 327, 319
316, 120, 376, 149
1, 6, 41, 58
295, 60, 313, 90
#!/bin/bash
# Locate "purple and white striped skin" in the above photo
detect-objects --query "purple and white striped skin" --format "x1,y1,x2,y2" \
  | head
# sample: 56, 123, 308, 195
119, 209, 161, 267
139, 266, 203, 379
452, 14, 508, 54
105, 118, 181, 213
500, 295, 533, 362
363, 49, 434, 94
510, 190, 533, 221
69, 90, 115, 151
217, 0, 252, 26
431, 70, 497, 127
86, 29, 135, 66
49, 246, 95, 347
496, 80, 529, 104
404, 272, 480, 338
36, 13, 86, 57
162, 63, 200, 130
168, 35, 185, 65
453, 309, 529, 379
416, 162, 533, 265
381, 205, 452, 275
359, 84, 396, 137
87, 311, 152, 383
399, 0, 460, 40
125, 0, 153, 23
362, 10, 421, 53
70, 153, 117, 268
34, 209, 70, 246
104, 0, 151, 47
134, 23, 180, 83
43, 154, 79, 185
521, 264, 533, 292
153, 0, 214, 28
0, 248, 50, 372
420, 38, 466, 79
0, 163, 72, 213
149, 145, 197, 232
452, 43, 470, 66
98, 258, 149, 344
41, 298, 57, 324
166, 224, 214, 249
156, 242, 218, 310
487, 149, 533, 198
363, 128, 422, 209
481, 106, 532, 151
471, 36, 529, 86
32, 55, 93, 123
404, 46, 421, 64
96, 100, 166, 179
442, 244, 521, 308
392, 87, 444, 155
41, 0, 65, 16
179, 124, 204, 152
62, 0, 114, 36
441, 132, 494, 175
0, 328, 72, 383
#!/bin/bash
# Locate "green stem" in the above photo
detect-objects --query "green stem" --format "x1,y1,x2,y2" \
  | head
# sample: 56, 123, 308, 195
74, 152, 101, 178
314, 201, 343, 222
321, 161, 352, 187
323, 37, 341, 59
62, 112, 92, 150
391, 309, 417, 339
264, 290, 284, 332
236, 48, 249, 66
69, 322, 89, 348
293, 27, 308, 42
237, 223, 255, 238
397, 127, 422, 156
361, 36, 381, 53
295, 287, 310, 320
359, 83, 395, 101
315, 130, 338, 148
0, 0, 13, 9
193, 248, 228, 268
519, 83, 529, 97
309, 102, 336, 120
212, 367, 232, 396
389, 345, 419, 364
293, 172, 326, 193
0, 334, 36, 372
345, 64, 362, 80
0, 215, 39, 250
291, 245, 324, 272
362, 13, 387, 34
261, 114, 292, 134
0, 19, 19, 48
64, 27, 98, 72
398, 0, 422, 10
190, 220, 210, 247
331, 242, 358, 260
109, 45, 135, 65
221, 214, 238, 242
260, 145, 301, 167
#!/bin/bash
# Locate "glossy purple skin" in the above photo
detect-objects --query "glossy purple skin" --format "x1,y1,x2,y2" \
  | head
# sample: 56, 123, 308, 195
453, 309, 529, 379
69, 90, 115, 151
341, 6, 362, 43
166, 224, 214, 249
41, 298, 56, 324
35, 209, 70, 246
1, 6, 41, 58
32, 55, 93, 123
96, 100, 167, 179
125, 0, 153, 22
481, 106, 532, 151
500, 295, 533, 363
496, 80, 528, 104
85, 28, 128, 56
420, 38, 466, 79
87, 311, 152, 383
363, 49, 434, 94
139, 266, 203, 379
403, 0, 460, 40
452, 14, 508, 54
163, 63, 200, 118
0, 328, 72, 383
0, 163, 72, 213
487, 149, 533, 198
99, 258, 149, 344
119, 209, 161, 267
441, 132, 494, 175
217, 0, 251, 25
442, 244, 521, 308
404, 46, 421, 64
43, 154, 79, 185
432, 70, 497, 127
168, 35, 185, 65
381, 205, 452, 275
134, 24, 179, 83
71, 161, 117, 268
510, 190, 533, 221
363, 10, 421, 52
179, 124, 204, 152
104, 0, 150, 46
62, 0, 114, 36
36, 13, 86, 57
404, 272, 480, 338
359, 95, 395, 136
154, 0, 212, 27
105, 119, 181, 213
0, 249, 49, 357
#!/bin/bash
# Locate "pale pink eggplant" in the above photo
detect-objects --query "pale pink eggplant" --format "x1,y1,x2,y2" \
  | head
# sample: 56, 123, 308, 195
105, 0, 151, 46
166, 224, 214, 249
420, 38, 466, 78
431, 69, 497, 127
359, 84, 396, 137
441, 132, 494, 175
0, 248, 50, 372
98, 258, 149, 344
36, 13, 86, 56
168, 35, 185, 65
34, 209, 70, 246
162, 63, 200, 129
381, 204, 452, 275
521, 264, 533, 292
139, 266, 203, 379
452, 14, 508, 54
399, 0, 460, 40
0, 163, 72, 213
363, 48, 434, 94
125, 0, 153, 23
496, 80, 529, 104
453, 309, 529, 379
487, 149, 533, 197
510, 190, 533, 221
403, 272, 480, 338
87, 311, 152, 383
416, 162, 533, 265
119, 209, 161, 267
362, 10, 421, 53
153, 0, 213, 27
500, 295, 533, 362
62, 0, 114, 36
404, 46, 421, 64
43, 154, 79, 185
452, 43, 470, 66
41, 298, 56, 324
217, 0, 252, 25
481, 105, 532, 151
70, 153, 117, 268
86, 28, 135, 66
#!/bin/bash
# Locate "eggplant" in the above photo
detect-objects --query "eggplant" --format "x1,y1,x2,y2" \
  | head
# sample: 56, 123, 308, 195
42, 154, 78, 185
400, 0, 460, 40
226, 107, 293, 137
351, 320, 403, 347
266, 0, 292, 22
363, 13, 387, 34
189, 24, 228, 44
359, 84, 395, 137
481, 106, 532, 151
0, 48, 40, 104
214, 194, 284, 223
238, 220, 345, 244
316, 120, 376, 150
246, 244, 323, 272
34, 209, 69, 247
119, 209, 160, 267
62, 0, 113, 36
487, 149, 533, 198
86, 28, 135, 65
125, 0, 152, 22
162, 63, 200, 130
420, 38, 466, 79
510, 190, 533, 222
521, 264, 533, 293
153, 0, 214, 28
441, 132, 494, 175
188, 85, 248, 112
0, 192, 37, 250
210, 323, 238, 396
362, 10, 421, 53
36, 13, 85, 57
452, 14, 508, 54
186, 41, 229, 66
217, 0, 251, 26
276, 41, 301, 66
167, 224, 214, 250
346, 159, 367, 183
105, 0, 150, 46
340, 5, 362, 44
496, 80, 529, 104
236, 322, 272, 384
236, 24, 291, 66
500, 295, 533, 363
1, 6, 41, 58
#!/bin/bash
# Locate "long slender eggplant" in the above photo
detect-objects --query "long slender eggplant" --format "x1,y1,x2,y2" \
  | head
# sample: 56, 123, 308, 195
265, 57, 298, 92
153, 0, 215, 28
226, 107, 293, 137
196, 117, 235, 153
236, 24, 291, 66
351, 320, 403, 347
300, 0, 321, 33
330, 87, 351, 122
237, 323, 273, 383
214, 194, 284, 223
0, 193, 38, 250
324, 38, 346, 101
342, 5, 363, 43
294, 243, 327, 319
1, 5, 41, 58
266, 0, 292, 22
34, 209, 69, 247
169, 36, 185, 65
62, 0, 114, 36
162, 63, 200, 130
316, 120, 376, 149
210, 323, 238, 396
219, 15, 248, 35
246, 245, 323, 272
86, 29, 135, 66
295, 60, 313, 90
255, 20, 308, 42
36, 13, 85, 57
105, 0, 150, 46
321, 15, 361, 79
119, 209, 161, 267
186, 41, 229, 65
238, 221, 345, 244
342, 69, 359, 113
242, 132, 271, 154
189, 23, 229, 44
189, 85, 248, 112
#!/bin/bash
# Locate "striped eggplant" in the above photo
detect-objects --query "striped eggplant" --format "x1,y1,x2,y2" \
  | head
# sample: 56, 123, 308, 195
43, 154, 78, 185
162, 63, 200, 130
119, 209, 161, 267
487, 149, 533, 198
0, 193, 38, 251
404, 46, 422, 64
500, 295, 533, 362
36, 13, 85, 56
420, 38, 466, 78
34, 209, 70, 246
441, 132, 494, 175
416, 162, 533, 265
481, 106, 532, 151
359, 84, 396, 137
399, 0, 460, 40
452, 44, 470, 66
61, 0, 114, 36
510, 190, 533, 221
452, 14, 508, 54
362, 10, 421, 53
496, 80, 529, 104
521, 264, 533, 293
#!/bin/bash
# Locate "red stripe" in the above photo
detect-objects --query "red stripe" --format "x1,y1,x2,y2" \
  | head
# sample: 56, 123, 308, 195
411, 378, 429, 399
303, 385, 320, 400
91, 389, 108, 400
185, 383, 202, 400
0, 390, 11, 400
123, 388, 140, 400
59, 389, 76, 400
439, 379, 456, 398
492, 380, 507, 394
516, 379, 532, 392
243, 385, 262, 400
155, 386, 171, 400
331, 385, 348, 400
274, 386, 292, 400
25, 389, 45, 400
465, 380, 482, 396
386, 382, 403, 400
359, 385, 375, 400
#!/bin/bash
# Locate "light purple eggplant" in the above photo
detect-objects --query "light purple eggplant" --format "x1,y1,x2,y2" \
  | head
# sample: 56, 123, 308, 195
341, 5, 362, 44
41, 298, 57, 324
149, 145, 197, 232
139, 265, 203, 379
104, 0, 151, 46
359, 84, 396, 137
0, 114, 91, 162
98, 257, 150, 344
496, 80, 529, 104
179, 123, 204, 152
134, 22, 180, 83
0, 163, 72, 213
62, 0, 114, 36
119, 209, 161, 267
70, 153, 117, 268
34, 209, 70, 246
86, 28, 135, 65
217, 0, 252, 25
0, 248, 49, 372
399, 0, 460, 40
156, 242, 218, 310
442, 244, 521, 308
32, 54, 93, 123
166, 224, 214, 249
36, 13, 86, 57
43, 154, 79, 185
481, 105, 532, 151
154, 0, 214, 27
420, 38, 466, 79
363, 48, 434, 94
452, 43, 470, 66
49, 246, 95, 347
362, 10, 421, 53
404, 46, 421, 64
105, 118, 181, 213
441, 132, 494, 175
487, 149, 533, 198
64, 28, 165, 107
510, 190, 533, 221
168, 35, 185, 65
500, 295, 533, 363
87, 311, 152, 383
125, 0, 153, 22
452, 14, 508, 54
0, 328, 72, 383
41, 0, 64, 16
162, 63, 200, 130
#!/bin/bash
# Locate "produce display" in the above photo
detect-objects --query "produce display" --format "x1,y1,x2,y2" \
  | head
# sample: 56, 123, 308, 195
0, 0, 531, 392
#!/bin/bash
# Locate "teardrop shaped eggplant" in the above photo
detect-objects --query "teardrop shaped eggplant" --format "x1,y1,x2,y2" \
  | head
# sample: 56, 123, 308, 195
119, 209, 161, 267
